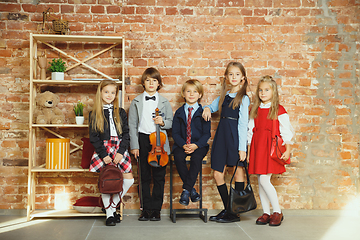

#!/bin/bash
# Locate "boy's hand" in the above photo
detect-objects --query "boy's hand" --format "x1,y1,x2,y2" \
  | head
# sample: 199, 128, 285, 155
131, 149, 139, 159
202, 107, 211, 121
113, 153, 123, 164
153, 116, 165, 126
103, 156, 112, 164
184, 144, 198, 154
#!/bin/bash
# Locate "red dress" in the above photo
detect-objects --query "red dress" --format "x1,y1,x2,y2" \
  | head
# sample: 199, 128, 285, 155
248, 105, 286, 175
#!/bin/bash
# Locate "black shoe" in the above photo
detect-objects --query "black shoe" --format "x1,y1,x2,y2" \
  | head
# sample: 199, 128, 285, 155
190, 188, 201, 202
138, 210, 150, 221
114, 212, 121, 223
216, 211, 240, 223
106, 216, 116, 226
149, 210, 161, 221
179, 189, 190, 206
209, 209, 227, 221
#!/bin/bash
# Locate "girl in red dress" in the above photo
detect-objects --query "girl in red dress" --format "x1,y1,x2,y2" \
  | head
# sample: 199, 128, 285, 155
247, 75, 294, 227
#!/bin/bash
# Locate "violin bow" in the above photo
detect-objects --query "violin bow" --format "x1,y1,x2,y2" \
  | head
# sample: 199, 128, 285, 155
137, 156, 143, 211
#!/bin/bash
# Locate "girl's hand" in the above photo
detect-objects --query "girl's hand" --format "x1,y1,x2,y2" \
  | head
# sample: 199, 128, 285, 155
281, 149, 291, 160
103, 156, 112, 164
131, 149, 139, 159
202, 107, 211, 121
113, 153, 123, 164
239, 150, 246, 161
246, 145, 250, 163
281, 144, 291, 160
153, 116, 165, 126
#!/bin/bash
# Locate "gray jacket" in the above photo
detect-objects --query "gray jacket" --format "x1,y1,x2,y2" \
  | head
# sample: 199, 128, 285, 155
128, 92, 173, 154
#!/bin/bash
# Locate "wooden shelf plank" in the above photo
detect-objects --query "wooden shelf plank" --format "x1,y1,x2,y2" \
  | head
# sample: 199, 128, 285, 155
33, 80, 121, 85
32, 34, 123, 43
31, 166, 90, 172
30, 209, 104, 219
32, 124, 88, 127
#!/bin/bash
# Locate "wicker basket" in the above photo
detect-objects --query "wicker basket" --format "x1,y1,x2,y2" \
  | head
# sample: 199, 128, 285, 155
52, 20, 69, 34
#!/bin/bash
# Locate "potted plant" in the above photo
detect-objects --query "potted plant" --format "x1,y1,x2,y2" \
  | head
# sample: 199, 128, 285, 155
73, 101, 85, 125
48, 58, 67, 80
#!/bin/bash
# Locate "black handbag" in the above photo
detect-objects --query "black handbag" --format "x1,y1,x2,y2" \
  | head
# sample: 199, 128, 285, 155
227, 161, 257, 214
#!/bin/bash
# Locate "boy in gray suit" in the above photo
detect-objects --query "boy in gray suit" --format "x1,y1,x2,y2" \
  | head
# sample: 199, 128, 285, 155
128, 67, 173, 221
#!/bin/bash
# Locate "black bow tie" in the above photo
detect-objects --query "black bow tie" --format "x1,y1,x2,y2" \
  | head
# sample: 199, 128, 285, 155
145, 96, 156, 101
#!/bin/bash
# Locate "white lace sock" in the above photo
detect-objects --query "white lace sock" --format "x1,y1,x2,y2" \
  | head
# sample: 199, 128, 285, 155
102, 178, 135, 218
110, 178, 135, 213
121, 178, 134, 199
258, 174, 281, 214
101, 194, 115, 219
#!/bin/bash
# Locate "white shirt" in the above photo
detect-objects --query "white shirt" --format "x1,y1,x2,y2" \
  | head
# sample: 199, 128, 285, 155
247, 102, 294, 145
103, 104, 117, 137
138, 92, 159, 134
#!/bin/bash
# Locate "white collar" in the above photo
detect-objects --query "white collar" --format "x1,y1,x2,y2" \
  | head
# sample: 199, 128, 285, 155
103, 104, 113, 109
260, 102, 271, 108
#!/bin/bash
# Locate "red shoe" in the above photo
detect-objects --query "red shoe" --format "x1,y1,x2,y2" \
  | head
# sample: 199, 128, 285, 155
269, 212, 284, 226
256, 213, 271, 225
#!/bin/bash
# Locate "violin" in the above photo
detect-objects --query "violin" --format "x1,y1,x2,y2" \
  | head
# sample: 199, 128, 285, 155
148, 108, 169, 167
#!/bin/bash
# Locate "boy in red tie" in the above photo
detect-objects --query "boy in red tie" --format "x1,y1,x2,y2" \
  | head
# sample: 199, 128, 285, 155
172, 79, 211, 206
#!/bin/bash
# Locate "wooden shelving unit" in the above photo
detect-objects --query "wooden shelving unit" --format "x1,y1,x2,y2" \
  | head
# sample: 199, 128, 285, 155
27, 34, 125, 221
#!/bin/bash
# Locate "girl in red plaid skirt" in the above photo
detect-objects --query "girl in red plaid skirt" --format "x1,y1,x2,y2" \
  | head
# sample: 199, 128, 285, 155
89, 80, 134, 226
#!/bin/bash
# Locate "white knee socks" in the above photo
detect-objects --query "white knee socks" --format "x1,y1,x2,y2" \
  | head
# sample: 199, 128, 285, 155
257, 174, 281, 214
101, 194, 114, 219
102, 178, 134, 219
122, 178, 135, 198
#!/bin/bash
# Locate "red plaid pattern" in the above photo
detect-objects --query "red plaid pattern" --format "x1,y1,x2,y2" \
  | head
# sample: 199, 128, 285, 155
186, 107, 193, 144
89, 136, 132, 173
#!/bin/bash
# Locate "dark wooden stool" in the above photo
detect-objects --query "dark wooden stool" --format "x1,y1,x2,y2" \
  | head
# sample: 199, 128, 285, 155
169, 155, 208, 223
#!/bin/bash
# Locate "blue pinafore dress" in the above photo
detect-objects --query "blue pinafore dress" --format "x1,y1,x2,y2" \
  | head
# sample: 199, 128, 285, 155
211, 95, 245, 172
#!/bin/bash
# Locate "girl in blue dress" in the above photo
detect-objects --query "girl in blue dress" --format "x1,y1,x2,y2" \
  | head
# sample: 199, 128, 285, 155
202, 62, 250, 223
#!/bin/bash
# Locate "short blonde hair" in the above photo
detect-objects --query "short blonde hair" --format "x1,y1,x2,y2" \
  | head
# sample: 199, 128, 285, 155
181, 79, 204, 102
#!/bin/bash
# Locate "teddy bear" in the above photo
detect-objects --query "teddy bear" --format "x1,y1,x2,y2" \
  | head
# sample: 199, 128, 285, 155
33, 91, 65, 124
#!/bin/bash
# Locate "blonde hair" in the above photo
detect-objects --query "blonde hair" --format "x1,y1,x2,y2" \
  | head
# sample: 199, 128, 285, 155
250, 75, 279, 120
218, 62, 248, 113
181, 79, 204, 102
90, 80, 122, 134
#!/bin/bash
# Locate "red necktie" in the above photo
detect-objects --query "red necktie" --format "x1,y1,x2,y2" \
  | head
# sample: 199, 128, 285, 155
186, 107, 193, 144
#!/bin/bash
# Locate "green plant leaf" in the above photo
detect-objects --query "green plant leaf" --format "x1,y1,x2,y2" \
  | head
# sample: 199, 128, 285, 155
73, 101, 85, 116
48, 58, 67, 72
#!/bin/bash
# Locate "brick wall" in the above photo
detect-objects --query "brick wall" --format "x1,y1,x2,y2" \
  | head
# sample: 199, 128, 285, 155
0, 0, 359, 211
